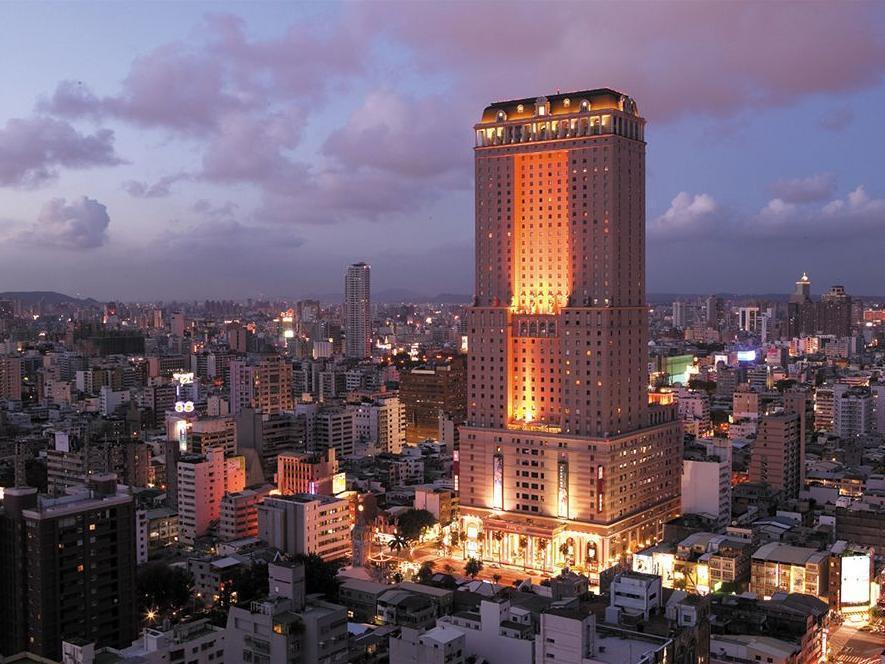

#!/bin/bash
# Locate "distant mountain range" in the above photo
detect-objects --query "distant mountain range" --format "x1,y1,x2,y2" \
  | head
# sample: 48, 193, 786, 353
0, 291, 97, 306
315, 290, 473, 305
2, 290, 880, 306
648, 292, 884, 304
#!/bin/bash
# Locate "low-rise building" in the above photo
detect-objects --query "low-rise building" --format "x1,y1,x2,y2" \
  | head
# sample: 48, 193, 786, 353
258, 493, 352, 560
338, 578, 390, 623
376, 589, 437, 629
749, 543, 829, 601
219, 485, 272, 541
225, 562, 349, 664
389, 625, 465, 664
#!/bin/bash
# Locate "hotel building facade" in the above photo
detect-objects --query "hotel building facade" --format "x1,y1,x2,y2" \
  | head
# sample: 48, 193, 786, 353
459, 89, 681, 578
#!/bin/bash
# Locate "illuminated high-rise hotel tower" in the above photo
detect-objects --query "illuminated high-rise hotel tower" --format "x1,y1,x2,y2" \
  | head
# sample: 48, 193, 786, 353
459, 90, 681, 578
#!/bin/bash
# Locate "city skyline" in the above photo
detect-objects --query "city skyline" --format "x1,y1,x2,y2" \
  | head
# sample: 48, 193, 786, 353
0, 1, 884, 300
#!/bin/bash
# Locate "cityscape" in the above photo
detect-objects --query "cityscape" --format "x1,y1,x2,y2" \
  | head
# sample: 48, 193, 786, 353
1, 2, 885, 664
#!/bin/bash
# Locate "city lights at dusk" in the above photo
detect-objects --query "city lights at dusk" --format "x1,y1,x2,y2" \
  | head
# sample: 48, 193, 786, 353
0, 2, 884, 663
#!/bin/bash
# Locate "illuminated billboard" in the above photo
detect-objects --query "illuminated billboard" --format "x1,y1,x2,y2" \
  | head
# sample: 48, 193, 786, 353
736, 350, 757, 362
332, 473, 347, 495
492, 452, 504, 510
557, 459, 569, 518
174, 419, 188, 453
841, 554, 871, 606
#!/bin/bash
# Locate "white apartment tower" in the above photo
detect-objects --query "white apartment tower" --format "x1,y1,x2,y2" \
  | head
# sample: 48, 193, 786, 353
345, 262, 372, 359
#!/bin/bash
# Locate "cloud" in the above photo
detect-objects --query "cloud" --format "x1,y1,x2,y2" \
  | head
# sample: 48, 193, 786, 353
821, 185, 885, 220
26, 2, 885, 246
40, 14, 362, 136
650, 192, 720, 236
17, 196, 110, 249
360, 2, 885, 123
123, 173, 188, 198
323, 91, 468, 179
192, 199, 238, 218
754, 185, 885, 240
201, 110, 303, 186
769, 174, 836, 203
162, 219, 304, 251
0, 117, 123, 187
758, 198, 797, 219
41, 49, 248, 134
652, 183, 885, 245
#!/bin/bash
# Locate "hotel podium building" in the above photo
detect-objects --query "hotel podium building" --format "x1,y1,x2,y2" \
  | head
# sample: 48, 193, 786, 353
459, 89, 681, 578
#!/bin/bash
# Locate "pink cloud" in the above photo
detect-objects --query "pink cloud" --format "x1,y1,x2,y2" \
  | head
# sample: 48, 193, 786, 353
323, 91, 468, 180
16, 196, 110, 249
123, 173, 189, 198
359, 1, 885, 122
41, 13, 362, 135
31, 2, 885, 231
769, 174, 836, 204
201, 110, 304, 186
0, 117, 123, 188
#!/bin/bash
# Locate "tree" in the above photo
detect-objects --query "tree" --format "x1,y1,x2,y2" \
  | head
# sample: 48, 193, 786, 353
290, 553, 342, 600
388, 533, 409, 555
688, 379, 717, 394
443, 563, 455, 575
396, 508, 438, 541
492, 573, 502, 585
416, 560, 436, 583
221, 562, 269, 607
464, 557, 483, 578
714, 581, 739, 595
492, 531, 504, 561
136, 562, 193, 615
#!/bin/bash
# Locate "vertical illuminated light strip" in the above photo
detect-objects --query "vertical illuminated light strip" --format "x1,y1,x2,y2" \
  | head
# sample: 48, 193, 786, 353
508, 150, 570, 426
492, 451, 504, 510
557, 458, 569, 518
596, 465, 604, 513
511, 151, 571, 315
453, 449, 460, 493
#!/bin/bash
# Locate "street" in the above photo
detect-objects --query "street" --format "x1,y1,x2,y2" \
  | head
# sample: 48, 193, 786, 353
829, 624, 885, 663
396, 540, 547, 587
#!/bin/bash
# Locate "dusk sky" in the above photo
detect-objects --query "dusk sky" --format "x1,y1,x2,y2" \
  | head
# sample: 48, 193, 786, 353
1, 1, 884, 301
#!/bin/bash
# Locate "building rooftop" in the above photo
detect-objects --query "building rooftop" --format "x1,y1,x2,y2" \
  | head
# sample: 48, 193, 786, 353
266, 492, 346, 505
210, 556, 242, 569
751, 542, 827, 565
422, 624, 464, 645
339, 578, 390, 594
712, 634, 799, 659
593, 627, 668, 664
479, 88, 637, 124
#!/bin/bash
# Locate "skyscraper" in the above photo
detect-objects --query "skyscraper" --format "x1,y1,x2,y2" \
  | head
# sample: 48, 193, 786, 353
459, 90, 682, 577
344, 262, 371, 359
